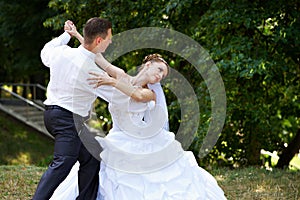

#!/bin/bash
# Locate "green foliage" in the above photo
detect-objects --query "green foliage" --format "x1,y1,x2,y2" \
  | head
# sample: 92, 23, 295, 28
195, 0, 300, 166
1, 0, 299, 168
0, 0, 56, 84
40, 0, 300, 168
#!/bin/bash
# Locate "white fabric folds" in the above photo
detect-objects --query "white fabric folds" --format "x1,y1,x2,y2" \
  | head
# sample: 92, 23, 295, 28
50, 83, 227, 200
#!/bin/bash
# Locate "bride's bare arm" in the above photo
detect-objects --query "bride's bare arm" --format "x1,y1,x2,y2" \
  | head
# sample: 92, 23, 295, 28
94, 53, 127, 79
64, 20, 126, 79
88, 72, 155, 102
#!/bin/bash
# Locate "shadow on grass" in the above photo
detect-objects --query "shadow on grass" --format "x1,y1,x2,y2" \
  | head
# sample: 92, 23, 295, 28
0, 111, 53, 166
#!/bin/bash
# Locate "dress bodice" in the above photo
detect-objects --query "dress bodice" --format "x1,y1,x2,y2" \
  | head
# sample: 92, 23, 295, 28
98, 87, 184, 173
107, 87, 155, 134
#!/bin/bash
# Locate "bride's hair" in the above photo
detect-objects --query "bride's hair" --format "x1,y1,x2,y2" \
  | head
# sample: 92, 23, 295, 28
139, 53, 170, 76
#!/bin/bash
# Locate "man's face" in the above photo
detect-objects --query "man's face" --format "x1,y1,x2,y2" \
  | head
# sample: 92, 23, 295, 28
98, 28, 112, 53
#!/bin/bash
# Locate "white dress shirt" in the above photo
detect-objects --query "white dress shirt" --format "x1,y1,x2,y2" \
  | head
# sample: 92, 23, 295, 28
41, 32, 113, 117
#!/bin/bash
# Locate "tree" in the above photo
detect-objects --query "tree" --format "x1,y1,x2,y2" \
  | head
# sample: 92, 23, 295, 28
194, 0, 300, 167
11, 0, 300, 168
276, 129, 300, 169
0, 0, 56, 98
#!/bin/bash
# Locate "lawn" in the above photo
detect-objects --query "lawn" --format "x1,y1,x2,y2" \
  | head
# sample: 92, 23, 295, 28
0, 165, 300, 200
0, 111, 53, 166
1, 111, 300, 199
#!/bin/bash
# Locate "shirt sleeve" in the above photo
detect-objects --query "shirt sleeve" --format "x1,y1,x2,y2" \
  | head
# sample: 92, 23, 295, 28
40, 32, 71, 67
94, 85, 114, 103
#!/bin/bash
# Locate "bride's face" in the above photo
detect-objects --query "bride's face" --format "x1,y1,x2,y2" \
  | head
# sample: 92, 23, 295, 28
145, 61, 168, 84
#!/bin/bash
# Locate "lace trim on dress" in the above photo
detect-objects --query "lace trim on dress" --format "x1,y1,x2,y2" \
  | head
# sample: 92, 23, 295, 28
112, 104, 168, 139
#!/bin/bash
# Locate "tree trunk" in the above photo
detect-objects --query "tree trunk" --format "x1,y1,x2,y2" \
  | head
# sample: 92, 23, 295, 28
276, 128, 300, 169
12, 85, 17, 94
22, 84, 27, 98
30, 74, 46, 100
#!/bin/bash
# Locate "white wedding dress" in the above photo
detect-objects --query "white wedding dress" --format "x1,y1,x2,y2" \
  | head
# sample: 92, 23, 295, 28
50, 84, 226, 200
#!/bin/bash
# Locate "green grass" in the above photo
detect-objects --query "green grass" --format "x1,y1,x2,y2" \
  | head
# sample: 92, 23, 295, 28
1, 110, 300, 199
0, 165, 299, 200
0, 165, 46, 200
0, 111, 53, 166
212, 167, 300, 200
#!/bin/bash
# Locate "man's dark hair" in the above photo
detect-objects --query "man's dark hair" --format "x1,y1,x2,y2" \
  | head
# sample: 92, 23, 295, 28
83, 17, 112, 45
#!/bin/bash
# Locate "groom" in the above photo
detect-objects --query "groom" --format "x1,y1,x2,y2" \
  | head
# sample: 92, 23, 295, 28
33, 17, 114, 200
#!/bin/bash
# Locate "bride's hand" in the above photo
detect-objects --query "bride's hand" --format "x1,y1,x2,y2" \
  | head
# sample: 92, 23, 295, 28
64, 20, 78, 36
88, 72, 116, 88
64, 20, 84, 44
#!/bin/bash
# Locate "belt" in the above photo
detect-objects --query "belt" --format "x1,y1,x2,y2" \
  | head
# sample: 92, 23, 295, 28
45, 105, 90, 122
45, 105, 70, 112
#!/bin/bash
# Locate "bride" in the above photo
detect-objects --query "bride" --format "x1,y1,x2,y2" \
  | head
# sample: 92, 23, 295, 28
49, 22, 227, 200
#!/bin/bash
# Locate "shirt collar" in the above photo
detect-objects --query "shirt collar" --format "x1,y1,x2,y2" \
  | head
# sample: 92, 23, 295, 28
78, 45, 96, 60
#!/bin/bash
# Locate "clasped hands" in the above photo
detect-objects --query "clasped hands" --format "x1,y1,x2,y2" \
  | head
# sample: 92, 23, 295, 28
63, 20, 118, 89
64, 20, 78, 37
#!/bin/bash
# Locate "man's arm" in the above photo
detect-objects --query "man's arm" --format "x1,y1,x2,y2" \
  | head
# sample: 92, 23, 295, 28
40, 32, 71, 67
64, 20, 126, 79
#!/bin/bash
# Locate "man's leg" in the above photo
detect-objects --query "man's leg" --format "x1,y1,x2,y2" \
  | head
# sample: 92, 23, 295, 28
33, 109, 81, 200
76, 125, 101, 200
